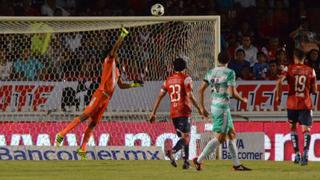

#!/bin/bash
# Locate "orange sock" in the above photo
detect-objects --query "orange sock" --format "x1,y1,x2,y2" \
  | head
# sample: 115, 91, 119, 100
80, 127, 93, 152
60, 117, 81, 137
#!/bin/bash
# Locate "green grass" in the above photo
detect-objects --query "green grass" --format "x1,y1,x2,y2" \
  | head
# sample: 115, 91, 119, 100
0, 160, 319, 180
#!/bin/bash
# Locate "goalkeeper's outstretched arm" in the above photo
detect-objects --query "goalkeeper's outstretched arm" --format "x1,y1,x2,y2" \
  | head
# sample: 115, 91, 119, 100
110, 27, 129, 57
117, 78, 143, 89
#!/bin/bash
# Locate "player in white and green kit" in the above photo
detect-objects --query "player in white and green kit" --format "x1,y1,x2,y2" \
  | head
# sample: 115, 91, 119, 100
193, 51, 251, 171
204, 65, 235, 134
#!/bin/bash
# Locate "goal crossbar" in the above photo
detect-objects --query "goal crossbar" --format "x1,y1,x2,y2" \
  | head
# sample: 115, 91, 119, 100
0, 16, 220, 64
0, 16, 220, 22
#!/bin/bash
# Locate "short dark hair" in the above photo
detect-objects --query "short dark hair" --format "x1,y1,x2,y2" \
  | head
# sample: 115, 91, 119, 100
218, 51, 230, 64
276, 48, 285, 56
257, 51, 266, 58
269, 60, 277, 65
236, 48, 245, 55
308, 48, 319, 55
173, 58, 187, 71
242, 34, 251, 39
294, 48, 305, 60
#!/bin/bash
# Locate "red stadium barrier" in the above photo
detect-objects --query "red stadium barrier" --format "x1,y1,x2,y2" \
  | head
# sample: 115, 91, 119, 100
0, 121, 320, 161
1, 81, 320, 112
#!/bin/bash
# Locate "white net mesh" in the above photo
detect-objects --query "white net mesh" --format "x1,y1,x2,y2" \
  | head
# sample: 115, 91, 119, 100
0, 17, 219, 154
0, 17, 218, 119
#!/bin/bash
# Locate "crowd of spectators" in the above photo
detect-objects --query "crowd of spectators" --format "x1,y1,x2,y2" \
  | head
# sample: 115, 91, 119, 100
0, 25, 173, 82
1, 0, 320, 81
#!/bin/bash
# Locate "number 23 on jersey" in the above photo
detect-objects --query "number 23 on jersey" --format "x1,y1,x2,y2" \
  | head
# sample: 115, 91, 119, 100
169, 84, 181, 107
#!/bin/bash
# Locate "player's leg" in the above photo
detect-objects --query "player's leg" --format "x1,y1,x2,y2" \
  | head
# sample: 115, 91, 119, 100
227, 129, 240, 166
80, 112, 103, 152
172, 118, 190, 150
56, 113, 90, 146
193, 132, 225, 171
80, 118, 96, 150
171, 118, 189, 153
193, 107, 228, 171
77, 111, 102, 160
228, 128, 251, 171
78, 99, 109, 160
171, 131, 185, 153
166, 117, 185, 167
176, 118, 191, 169
74, 117, 93, 160
167, 131, 191, 168
57, 114, 89, 140
182, 132, 190, 169
56, 90, 105, 146
287, 109, 300, 163
290, 122, 300, 163
301, 125, 311, 166
299, 110, 312, 166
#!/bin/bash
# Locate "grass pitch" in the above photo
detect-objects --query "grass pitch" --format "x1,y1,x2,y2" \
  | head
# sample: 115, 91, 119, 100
0, 160, 319, 180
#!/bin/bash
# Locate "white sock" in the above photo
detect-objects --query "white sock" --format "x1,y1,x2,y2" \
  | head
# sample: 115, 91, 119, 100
228, 139, 240, 166
197, 138, 220, 163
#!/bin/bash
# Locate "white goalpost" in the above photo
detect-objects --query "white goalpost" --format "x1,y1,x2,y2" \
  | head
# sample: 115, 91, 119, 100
0, 16, 220, 153
3, 16, 318, 162
0, 16, 220, 120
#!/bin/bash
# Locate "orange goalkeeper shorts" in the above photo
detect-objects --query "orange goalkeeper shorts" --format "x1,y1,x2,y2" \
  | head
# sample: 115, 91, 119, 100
82, 89, 110, 123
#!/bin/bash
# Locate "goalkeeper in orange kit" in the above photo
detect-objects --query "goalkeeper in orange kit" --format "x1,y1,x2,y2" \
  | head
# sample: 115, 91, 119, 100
55, 27, 143, 160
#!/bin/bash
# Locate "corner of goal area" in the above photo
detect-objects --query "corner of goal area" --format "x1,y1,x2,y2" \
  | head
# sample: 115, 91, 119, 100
0, 146, 165, 161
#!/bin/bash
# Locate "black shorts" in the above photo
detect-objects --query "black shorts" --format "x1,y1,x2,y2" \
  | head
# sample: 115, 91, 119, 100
287, 109, 313, 126
172, 117, 191, 137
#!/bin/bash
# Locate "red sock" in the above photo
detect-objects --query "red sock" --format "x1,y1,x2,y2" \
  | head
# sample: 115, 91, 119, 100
80, 127, 93, 152
59, 117, 81, 137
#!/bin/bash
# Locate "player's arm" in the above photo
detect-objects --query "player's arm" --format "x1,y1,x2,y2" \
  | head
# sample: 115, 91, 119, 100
228, 71, 247, 103
149, 89, 166, 123
198, 81, 209, 118
185, 77, 205, 117
289, 26, 302, 39
311, 81, 318, 94
229, 86, 247, 103
188, 91, 203, 116
275, 75, 286, 103
109, 27, 129, 57
117, 78, 143, 89
117, 78, 131, 89
311, 70, 318, 94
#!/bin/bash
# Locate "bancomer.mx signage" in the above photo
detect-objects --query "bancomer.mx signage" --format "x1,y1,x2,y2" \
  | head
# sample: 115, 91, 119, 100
0, 133, 264, 161
0, 146, 164, 160
220, 133, 264, 160
1, 121, 320, 161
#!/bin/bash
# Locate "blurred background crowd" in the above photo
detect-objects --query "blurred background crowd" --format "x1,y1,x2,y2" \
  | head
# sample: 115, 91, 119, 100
0, 0, 320, 81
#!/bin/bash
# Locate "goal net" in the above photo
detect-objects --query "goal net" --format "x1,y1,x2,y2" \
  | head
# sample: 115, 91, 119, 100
0, 16, 219, 158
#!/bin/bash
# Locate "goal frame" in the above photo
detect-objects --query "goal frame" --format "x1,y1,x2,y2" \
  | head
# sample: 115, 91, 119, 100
0, 16, 220, 120
0, 15, 221, 66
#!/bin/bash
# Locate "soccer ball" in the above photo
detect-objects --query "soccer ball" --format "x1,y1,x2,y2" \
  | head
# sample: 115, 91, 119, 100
151, 3, 164, 16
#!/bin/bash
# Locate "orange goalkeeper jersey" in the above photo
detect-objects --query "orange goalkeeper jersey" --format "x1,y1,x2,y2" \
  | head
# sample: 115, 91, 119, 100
97, 55, 120, 97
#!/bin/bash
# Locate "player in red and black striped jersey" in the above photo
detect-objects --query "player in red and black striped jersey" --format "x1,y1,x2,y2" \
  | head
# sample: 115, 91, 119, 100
276, 48, 317, 166
149, 58, 205, 169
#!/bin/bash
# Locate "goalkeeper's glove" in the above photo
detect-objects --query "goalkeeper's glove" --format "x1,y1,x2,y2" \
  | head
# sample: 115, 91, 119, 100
130, 80, 144, 88
120, 27, 129, 38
